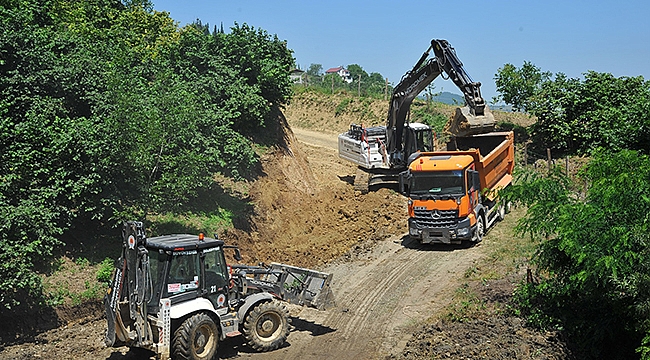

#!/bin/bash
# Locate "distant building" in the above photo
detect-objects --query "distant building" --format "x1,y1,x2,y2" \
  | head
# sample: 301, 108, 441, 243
325, 66, 353, 83
290, 68, 306, 84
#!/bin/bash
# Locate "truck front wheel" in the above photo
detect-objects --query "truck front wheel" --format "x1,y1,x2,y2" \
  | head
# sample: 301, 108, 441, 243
173, 313, 219, 360
243, 300, 290, 352
471, 215, 484, 243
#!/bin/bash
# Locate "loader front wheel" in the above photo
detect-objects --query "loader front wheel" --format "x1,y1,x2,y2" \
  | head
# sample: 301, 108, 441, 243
173, 313, 218, 360
243, 300, 290, 352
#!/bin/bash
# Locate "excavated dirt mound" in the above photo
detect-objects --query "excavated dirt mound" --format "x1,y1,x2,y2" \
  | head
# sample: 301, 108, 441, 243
390, 278, 571, 360
221, 113, 405, 269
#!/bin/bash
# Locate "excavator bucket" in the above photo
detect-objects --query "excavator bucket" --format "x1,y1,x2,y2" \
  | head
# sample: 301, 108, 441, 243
444, 105, 496, 137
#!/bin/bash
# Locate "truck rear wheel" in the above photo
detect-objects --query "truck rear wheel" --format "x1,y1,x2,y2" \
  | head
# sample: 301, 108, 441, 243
496, 203, 506, 221
243, 300, 290, 352
173, 313, 218, 360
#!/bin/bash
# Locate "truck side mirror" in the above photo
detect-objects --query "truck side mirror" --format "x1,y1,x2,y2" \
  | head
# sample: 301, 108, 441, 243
470, 171, 481, 192
398, 171, 410, 195
233, 248, 242, 262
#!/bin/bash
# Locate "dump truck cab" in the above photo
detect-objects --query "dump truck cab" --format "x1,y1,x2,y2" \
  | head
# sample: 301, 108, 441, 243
400, 131, 514, 245
402, 154, 481, 243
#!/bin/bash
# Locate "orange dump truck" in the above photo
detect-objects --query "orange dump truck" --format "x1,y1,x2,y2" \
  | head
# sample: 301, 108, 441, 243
399, 131, 514, 244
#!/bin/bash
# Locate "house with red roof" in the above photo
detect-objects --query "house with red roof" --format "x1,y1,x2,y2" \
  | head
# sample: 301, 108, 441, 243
325, 66, 353, 83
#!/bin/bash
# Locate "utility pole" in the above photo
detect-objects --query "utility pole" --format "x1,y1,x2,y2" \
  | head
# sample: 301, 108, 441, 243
384, 78, 388, 100
357, 74, 361, 97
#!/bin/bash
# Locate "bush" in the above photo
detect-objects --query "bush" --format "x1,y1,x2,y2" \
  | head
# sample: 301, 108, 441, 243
96, 258, 114, 285
506, 150, 650, 359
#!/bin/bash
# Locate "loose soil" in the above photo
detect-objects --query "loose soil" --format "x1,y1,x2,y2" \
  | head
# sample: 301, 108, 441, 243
0, 95, 567, 360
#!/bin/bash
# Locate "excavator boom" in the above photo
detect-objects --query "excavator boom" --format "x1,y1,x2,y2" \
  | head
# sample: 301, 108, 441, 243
430, 40, 495, 137
387, 39, 495, 166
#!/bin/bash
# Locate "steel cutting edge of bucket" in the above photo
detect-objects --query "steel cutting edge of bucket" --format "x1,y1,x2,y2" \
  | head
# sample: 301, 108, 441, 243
444, 105, 496, 137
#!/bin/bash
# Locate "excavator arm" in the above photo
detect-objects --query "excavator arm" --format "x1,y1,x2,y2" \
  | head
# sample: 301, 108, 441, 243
386, 39, 495, 167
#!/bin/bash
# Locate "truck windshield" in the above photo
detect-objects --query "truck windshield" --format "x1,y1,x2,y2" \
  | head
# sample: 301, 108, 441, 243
409, 170, 465, 195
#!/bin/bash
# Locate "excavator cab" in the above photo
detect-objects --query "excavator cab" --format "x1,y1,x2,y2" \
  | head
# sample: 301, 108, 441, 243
404, 122, 435, 155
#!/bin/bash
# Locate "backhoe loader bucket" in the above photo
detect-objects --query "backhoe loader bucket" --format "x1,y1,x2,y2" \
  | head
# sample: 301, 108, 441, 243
444, 105, 496, 137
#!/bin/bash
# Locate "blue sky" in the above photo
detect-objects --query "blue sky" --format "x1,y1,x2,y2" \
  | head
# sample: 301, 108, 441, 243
153, 0, 650, 103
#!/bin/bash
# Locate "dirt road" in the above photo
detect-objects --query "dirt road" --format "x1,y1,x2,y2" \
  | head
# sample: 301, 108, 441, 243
292, 127, 340, 149
224, 237, 483, 360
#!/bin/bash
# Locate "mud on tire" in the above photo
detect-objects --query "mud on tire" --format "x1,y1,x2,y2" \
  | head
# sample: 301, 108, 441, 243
172, 313, 219, 360
242, 300, 290, 352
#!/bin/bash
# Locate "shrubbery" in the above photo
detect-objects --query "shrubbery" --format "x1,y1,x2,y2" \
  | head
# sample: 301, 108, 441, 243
0, 0, 294, 313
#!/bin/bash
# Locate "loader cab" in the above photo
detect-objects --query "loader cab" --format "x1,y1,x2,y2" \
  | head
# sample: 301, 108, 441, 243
146, 234, 231, 313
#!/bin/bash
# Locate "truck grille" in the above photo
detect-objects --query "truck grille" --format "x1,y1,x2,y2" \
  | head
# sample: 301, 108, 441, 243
413, 209, 458, 227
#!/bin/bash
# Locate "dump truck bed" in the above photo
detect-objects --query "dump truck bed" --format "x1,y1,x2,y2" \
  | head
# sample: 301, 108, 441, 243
442, 131, 514, 194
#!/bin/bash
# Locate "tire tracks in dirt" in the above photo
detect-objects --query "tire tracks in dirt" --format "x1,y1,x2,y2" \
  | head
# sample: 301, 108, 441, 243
236, 236, 484, 360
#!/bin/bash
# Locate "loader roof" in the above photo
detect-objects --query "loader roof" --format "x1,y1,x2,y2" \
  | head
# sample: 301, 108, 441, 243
146, 234, 223, 252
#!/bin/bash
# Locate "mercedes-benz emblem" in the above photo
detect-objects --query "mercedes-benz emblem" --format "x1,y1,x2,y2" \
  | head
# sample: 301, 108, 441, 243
431, 210, 441, 219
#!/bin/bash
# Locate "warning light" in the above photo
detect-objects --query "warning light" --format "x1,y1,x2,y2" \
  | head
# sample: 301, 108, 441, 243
198, 233, 205, 241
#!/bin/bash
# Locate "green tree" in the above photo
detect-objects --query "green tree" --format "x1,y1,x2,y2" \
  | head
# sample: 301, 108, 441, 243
0, 0, 295, 313
494, 62, 650, 154
506, 150, 650, 359
306, 63, 323, 80
494, 61, 551, 112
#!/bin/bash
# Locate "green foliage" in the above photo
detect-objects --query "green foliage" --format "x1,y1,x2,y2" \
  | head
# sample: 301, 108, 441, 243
301, 64, 390, 98
529, 71, 650, 154
410, 102, 449, 135
335, 98, 352, 116
494, 62, 650, 155
0, 0, 294, 313
494, 61, 551, 112
506, 150, 650, 359
96, 258, 114, 284
306, 63, 323, 78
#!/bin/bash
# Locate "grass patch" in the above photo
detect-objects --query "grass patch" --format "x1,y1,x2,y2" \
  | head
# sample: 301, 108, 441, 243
42, 256, 112, 307
441, 209, 536, 323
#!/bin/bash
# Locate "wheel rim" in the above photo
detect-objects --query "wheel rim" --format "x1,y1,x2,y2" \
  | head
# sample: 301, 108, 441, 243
256, 312, 282, 340
193, 324, 215, 357
473, 216, 484, 242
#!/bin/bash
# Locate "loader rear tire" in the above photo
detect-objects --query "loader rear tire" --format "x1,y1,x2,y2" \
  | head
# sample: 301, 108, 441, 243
173, 313, 218, 360
243, 300, 290, 352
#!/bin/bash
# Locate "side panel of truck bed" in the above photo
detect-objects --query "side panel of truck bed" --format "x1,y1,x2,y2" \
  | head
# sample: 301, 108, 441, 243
447, 131, 514, 192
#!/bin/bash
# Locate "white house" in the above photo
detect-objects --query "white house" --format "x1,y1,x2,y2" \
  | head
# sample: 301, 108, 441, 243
325, 66, 353, 83
289, 68, 306, 84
